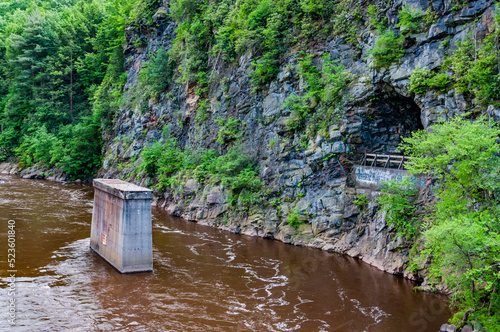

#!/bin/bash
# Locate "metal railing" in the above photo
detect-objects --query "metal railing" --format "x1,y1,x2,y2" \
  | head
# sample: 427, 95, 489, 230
360, 153, 415, 170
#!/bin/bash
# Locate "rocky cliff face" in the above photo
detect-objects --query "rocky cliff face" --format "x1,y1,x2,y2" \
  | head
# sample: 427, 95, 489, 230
98, 0, 499, 281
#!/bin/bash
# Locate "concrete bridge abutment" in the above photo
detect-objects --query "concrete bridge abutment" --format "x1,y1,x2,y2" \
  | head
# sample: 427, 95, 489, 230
90, 179, 153, 273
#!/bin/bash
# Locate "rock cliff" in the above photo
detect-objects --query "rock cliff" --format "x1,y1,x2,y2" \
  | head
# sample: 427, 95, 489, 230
98, 0, 499, 281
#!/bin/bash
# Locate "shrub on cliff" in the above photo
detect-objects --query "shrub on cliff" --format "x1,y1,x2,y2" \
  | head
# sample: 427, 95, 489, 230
285, 53, 353, 138
369, 29, 404, 69
447, 34, 499, 104
140, 140, 263, 206
408, 67, 450, 94
377, 177, 420, 239
396, 5, 423, 35
287, 207, 302, 228
141, 48, 175, 98
215, 117, 243, 145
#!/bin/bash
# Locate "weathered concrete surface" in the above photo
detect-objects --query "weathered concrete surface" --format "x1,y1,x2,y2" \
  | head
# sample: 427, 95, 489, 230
90, 179, 153, 273
354, 165, 426, 190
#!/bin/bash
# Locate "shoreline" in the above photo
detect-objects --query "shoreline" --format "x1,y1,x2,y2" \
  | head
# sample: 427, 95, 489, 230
1, 161, 432, 287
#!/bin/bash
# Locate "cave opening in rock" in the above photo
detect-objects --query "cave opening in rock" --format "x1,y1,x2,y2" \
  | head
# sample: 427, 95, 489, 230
360, 90, 423, 155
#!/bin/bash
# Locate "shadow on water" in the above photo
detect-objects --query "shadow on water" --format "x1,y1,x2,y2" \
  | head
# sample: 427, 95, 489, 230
0, 175, 450, 331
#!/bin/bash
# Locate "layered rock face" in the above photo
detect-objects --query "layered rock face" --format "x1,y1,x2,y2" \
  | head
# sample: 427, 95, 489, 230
98, 0, 499, 279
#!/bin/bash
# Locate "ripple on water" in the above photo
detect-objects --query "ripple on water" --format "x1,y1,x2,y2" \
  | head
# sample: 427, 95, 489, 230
0, 175, 451, 331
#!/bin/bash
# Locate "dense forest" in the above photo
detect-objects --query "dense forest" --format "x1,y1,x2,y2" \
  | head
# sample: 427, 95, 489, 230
2, 0, 500, 330
0, 0, 161, 177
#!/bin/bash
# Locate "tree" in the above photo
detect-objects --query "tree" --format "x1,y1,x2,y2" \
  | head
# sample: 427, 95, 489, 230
400, 115, 500, 328
0, 0, 138, 177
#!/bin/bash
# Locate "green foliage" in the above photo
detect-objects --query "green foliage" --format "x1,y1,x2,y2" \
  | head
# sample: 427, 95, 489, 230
330, 0, 361, 37
408, 67, 450, 94
139, 140, 263, 206
424, 212, 500, 328
353, 193, 369, 210
423, 7, 438, 26
377, 177, 420, 239
130, 0, 162, 23
396, 5, 422, 35
427, 73, 451, 91
15, 126, 61, 168
488, 74, 500, 101
287, 207, 302, 228
211, 147, 264, 204
142, 48, 175, 98
408, 18, 500, 104
169, 0, 359, 88
132, 47, 176, 113
401, 115, 500, 327
268, 138, 278, 148
140, 141, 166, 177
0, 0, 146, 177
215, 117, 243, 144
14, 116, 102, 178
56, 116, 103, 178
367, 5, 379, 29
196, 98, 210, 123
401, 115, 500, 220
369, 29, 404, 69
285, 53, 353, 137
432, 32, 499, 104
251, 50, 281, 86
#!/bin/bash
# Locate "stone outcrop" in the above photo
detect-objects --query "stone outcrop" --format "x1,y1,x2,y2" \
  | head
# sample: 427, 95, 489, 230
0, 160, 21, 175
18, 165, 70, 182
98, 0, 499, 282
0, 159, 73, 182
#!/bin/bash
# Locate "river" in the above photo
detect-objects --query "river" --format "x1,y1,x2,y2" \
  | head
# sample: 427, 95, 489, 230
0, 175, 450, 331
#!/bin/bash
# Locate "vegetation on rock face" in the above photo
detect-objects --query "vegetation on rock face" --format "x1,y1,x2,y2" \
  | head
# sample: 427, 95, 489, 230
447, 34, 500, 105
139, 139, 263, 207
286, 207, 302, 228
408, 67, 450, 94
369, 29, 404, 69
215, 117, 243, 145
140, 48, 175, 100
401, 115, 500, 329
284, 53, 353, 139
353, 193, 368, 210
408, 12, 500, 106
368, 4, 406, 69
168, 0, 361, 88
377, 177, 420, 239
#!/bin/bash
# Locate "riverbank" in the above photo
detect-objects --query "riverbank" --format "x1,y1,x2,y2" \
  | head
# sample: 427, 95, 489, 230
1, 160, 424, 285
0, 160, 21, 175
0, 161, 79, 182
0, 173, 451, 330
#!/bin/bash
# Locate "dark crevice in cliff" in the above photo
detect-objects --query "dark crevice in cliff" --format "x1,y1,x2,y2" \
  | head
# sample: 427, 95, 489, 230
360, 90, 423, 154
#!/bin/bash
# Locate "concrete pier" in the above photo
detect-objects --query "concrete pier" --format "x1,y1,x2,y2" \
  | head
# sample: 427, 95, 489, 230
90, 179, 153, 273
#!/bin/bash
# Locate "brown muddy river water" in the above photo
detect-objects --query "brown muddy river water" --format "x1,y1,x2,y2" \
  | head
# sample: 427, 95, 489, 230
0, 175, 450, 331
